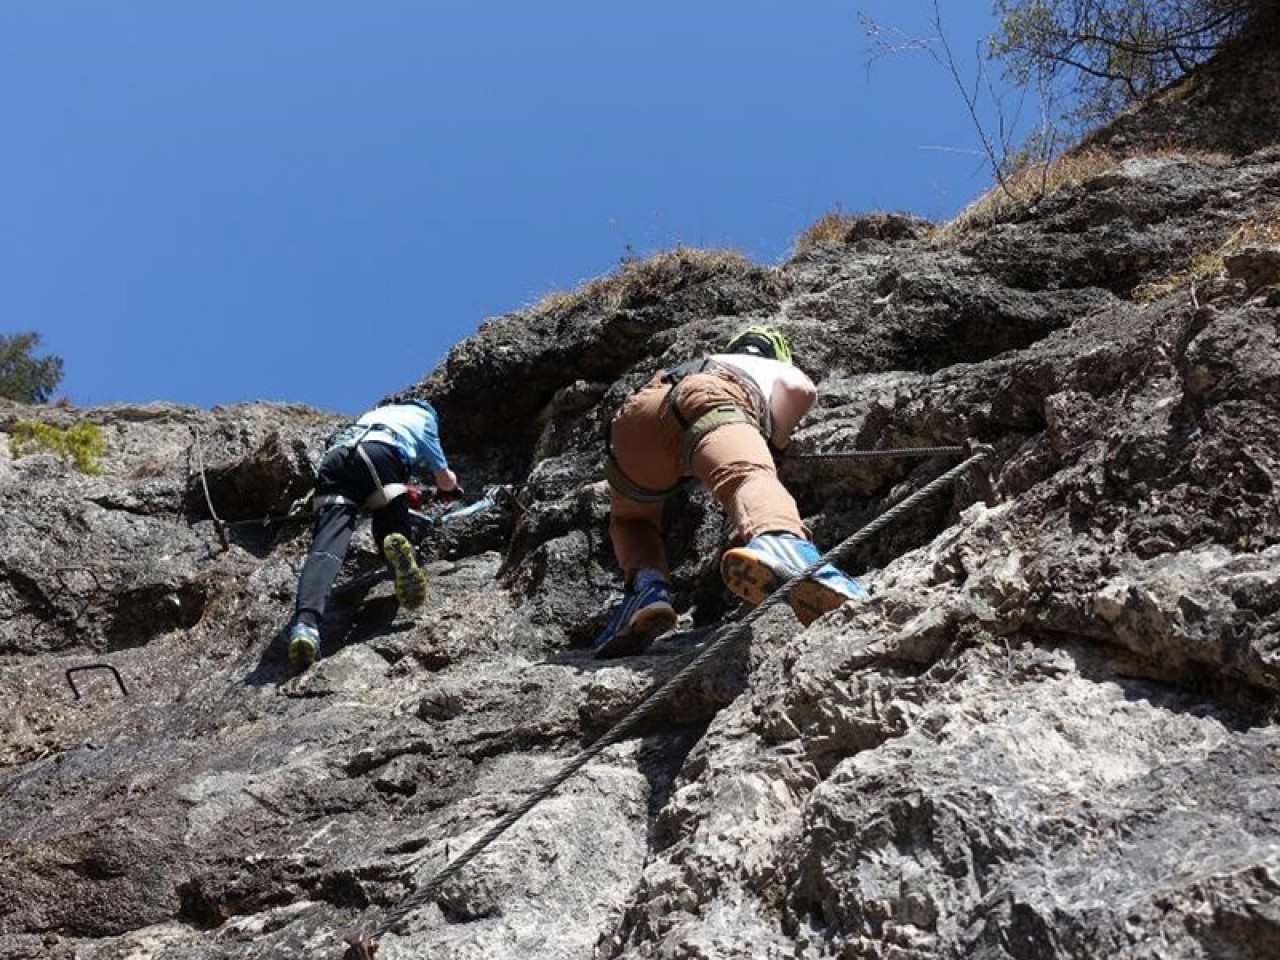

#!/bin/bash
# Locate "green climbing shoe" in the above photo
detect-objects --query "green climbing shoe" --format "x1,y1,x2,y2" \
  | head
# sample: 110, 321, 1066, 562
382, 533, 427, 609
287, 621, 321, 668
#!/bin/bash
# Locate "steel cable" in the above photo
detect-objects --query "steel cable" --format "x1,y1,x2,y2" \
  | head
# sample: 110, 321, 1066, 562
345, 445, 991, 953
189, 430, 230, 550
783, 444, 971, 461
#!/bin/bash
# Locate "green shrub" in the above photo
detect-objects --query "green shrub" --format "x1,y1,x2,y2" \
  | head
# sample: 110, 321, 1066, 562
9, 419, 106, 474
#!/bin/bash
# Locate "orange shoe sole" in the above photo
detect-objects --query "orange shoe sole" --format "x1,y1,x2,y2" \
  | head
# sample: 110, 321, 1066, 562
720, 548, 851, 626
720, 547, 782, 607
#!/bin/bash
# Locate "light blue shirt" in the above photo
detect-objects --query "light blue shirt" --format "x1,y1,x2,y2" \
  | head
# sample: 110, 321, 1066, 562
349, 402, 449, 475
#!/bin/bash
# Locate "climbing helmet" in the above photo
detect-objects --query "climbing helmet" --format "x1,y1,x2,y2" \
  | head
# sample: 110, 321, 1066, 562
725, 325, 793, 364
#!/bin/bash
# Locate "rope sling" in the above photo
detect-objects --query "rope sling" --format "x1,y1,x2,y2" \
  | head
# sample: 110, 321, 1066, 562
343, 443, 992, 957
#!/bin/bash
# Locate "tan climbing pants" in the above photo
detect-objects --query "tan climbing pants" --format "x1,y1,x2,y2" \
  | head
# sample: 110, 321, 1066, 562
608, 369, 806, 579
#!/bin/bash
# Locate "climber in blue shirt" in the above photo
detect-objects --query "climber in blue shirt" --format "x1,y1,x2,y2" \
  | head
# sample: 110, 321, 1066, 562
286, 399, 462, 667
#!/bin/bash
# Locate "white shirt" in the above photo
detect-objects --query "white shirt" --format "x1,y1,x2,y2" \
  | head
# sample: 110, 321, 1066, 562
710, 353, 817, 449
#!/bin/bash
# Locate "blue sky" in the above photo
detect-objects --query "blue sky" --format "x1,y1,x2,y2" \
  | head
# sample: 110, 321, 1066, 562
1, 2, 1031, 415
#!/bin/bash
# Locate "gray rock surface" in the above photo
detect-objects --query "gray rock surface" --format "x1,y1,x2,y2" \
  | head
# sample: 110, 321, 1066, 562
3, 38, 1280, 960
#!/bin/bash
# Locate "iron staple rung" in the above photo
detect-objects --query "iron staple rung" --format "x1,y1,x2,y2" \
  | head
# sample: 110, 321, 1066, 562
65, 664, 128, 700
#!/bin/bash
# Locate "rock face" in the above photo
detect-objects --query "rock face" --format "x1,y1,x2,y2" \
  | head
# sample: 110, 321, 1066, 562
4, 45, 1280, 960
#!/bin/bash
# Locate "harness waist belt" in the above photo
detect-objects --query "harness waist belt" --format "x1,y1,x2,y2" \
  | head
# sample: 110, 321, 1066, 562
605, 455, 687, 503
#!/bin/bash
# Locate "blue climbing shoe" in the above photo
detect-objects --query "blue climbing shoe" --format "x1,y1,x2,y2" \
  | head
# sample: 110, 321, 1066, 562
593, 576, 677, 659
720, 533, 867, 626
383, 533, 427, 609
287, 621, 321, 668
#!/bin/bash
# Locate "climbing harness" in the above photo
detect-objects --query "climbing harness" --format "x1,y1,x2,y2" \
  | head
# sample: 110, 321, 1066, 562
309, 442, 409, 511
322, 425, 413, 510
604, 358, 769, 501
662, 358, 770, 467
189, 421, 476, 543
341, 443, 992, 956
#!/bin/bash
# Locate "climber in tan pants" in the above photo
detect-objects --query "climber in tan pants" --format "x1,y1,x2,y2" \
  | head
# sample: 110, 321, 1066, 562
595, 325, 868, 658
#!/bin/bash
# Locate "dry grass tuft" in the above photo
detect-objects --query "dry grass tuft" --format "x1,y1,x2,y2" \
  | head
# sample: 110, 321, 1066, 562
1134, 209, 1280, 301
791, 209, 927, 258
792, 211, 865, 257
932, 147, 1122, 246
529, 246, 778, 316
932, 146, 1236, 248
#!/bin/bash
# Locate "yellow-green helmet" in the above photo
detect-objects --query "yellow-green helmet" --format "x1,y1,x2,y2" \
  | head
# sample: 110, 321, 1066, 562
726, 325, 793, 364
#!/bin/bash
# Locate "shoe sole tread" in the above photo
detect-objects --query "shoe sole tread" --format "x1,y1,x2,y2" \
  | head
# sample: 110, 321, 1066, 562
383, 534, 427, 609
288, 637, 318, 667
721, 549, 850, 627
